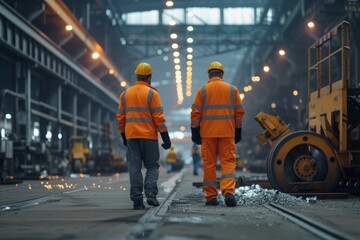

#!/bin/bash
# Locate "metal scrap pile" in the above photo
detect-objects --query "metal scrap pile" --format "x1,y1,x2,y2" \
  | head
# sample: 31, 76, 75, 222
218, 184, 315, 206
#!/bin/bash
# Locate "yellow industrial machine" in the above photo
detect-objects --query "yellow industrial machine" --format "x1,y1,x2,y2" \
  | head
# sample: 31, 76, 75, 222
255, 21, 360, 193
69, 123, 127, 174
70, 135, 93, 173
95, 122, 127, 173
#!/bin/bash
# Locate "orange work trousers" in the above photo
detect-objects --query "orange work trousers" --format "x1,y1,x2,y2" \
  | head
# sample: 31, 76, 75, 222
201, 137, 236, 201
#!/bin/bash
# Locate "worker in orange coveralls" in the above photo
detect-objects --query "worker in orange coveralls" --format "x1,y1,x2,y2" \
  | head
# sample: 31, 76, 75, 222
116, 62, 171, 210
191, 61, 244, 207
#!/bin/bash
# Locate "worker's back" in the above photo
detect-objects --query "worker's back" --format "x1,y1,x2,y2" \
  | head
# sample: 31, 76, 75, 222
200, 77, 236, 138
120, 81, 164, 140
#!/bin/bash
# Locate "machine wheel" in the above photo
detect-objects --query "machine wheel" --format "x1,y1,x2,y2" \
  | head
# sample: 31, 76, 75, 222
266, 131, 340, 193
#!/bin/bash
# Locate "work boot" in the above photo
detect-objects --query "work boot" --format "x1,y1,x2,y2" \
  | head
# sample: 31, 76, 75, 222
205, 198, 219, 206
133, 200, 145, 210
225, 193, 237, 207
147, 196, 160, 206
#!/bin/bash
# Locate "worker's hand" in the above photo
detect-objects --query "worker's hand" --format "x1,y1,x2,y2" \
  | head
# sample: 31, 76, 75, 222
191, 127, 202, 145
160, 132, 171, 150
121, 133, 127, 147
161, 142, 171, 150
235, 128, 242, 143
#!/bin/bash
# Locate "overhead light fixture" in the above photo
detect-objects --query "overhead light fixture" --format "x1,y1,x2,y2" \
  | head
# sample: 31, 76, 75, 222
120, 81, 127, 87
278, 49, 286, 56
187, 26, 193, 32
171, 43, 179, 49
91, 52, 100, 59
187, 38, 193, 43
169, 20, 176, 26
251, 76, 260, 82
65, 25, 73, 31
307, 21, 315, 28
263, 65, 270, 72
293, 90, 299, 96
173, 51, 180, 57
170, 33, 177, 39
166, 1, 174, 7
108, 69, 115, 75
239, 93, 245, 100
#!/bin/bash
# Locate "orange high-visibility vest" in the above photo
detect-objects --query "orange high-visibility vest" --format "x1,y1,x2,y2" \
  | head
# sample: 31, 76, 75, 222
116, 81, 168, 140
191, 77, 244, 138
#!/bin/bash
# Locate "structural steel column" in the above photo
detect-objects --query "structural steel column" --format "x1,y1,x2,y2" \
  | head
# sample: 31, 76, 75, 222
25, 64, 31, 146
73, 94, 77, 136
87, 101, 91, 134
97, 107, 101, 148
58, 85, 62, 152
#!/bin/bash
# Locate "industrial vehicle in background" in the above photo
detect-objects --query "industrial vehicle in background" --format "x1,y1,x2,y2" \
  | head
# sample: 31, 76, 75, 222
256, 21, 360, 193
69, 122, 127, 173
69, 135, 93, 173
94, 122, 128, 173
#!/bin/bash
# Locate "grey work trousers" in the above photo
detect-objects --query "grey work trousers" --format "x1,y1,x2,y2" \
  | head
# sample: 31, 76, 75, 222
126, 138, 160, 202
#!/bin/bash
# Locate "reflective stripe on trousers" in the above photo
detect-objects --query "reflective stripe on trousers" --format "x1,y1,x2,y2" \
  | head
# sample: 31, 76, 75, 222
201, 137, 236, 201
126, 139, 160, 201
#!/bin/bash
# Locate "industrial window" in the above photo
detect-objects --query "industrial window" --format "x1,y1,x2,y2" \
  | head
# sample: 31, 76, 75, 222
122, 10, 159, 25
186, 8, 220, 25
163, 8, 184, 25
256, 8, 274, 24
224, 8, 255, 25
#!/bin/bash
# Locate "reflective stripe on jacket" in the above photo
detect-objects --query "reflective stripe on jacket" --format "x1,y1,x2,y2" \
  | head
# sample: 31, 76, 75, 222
191, 77, 244, 138
116, 81, 168, 140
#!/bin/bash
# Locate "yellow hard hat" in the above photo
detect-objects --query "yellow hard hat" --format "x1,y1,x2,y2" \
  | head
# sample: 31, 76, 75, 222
208, 61, 224, 73
135, 62, 152, 75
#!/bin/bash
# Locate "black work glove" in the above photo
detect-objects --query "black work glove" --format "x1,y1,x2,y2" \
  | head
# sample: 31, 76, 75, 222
160, 131, 171, 150
191, 127, 202, 145
121, 133, 127, 147
235, 128, 242, 143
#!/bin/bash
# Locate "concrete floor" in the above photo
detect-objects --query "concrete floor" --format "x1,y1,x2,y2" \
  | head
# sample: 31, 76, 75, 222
1, 165, 360, 240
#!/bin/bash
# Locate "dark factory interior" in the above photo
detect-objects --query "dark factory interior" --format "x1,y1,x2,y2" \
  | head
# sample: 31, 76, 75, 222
1, 1, 360, 239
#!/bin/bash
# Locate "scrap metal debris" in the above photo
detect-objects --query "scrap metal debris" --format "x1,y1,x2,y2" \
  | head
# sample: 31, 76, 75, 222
217, 184, 315, 206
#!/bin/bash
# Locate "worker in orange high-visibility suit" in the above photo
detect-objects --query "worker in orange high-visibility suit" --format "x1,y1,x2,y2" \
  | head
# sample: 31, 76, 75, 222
116, 62, 172, 210
166, 145, 178, 173
191, 61, 244, 207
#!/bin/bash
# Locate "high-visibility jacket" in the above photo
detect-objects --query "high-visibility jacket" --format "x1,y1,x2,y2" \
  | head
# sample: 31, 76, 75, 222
166, 149, 178, 163
191, 77, 244, 138
116, 81, 168, 140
